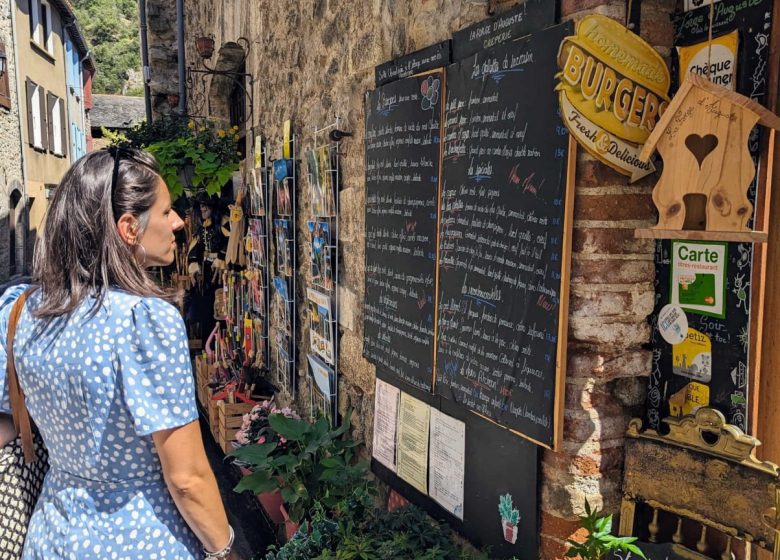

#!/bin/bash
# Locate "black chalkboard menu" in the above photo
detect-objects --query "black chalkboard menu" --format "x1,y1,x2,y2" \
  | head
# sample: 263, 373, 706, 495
364, 71, 443, 391
375, 41, 451, 87
451, 0, 556, 61
436, 22, 574, 448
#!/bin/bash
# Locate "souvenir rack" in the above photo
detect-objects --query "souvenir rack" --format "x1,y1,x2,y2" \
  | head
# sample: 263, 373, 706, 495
306, 116, 342, 426
271, 133, 298, 396
249, 132, 271, 372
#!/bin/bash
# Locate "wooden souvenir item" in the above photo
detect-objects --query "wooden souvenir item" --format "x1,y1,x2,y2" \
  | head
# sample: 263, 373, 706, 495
637, 74, 780, 241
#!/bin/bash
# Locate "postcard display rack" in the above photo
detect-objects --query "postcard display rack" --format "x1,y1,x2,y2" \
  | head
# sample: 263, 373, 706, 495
271, 134, 298, 395
248, 132, 271, 373
305, 118, 341, 426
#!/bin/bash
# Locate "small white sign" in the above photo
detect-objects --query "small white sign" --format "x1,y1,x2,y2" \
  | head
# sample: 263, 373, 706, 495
658, 304, 689, 345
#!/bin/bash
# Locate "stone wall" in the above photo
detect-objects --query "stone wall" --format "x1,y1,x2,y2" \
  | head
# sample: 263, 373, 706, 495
0, 0, 26, 280
146, 0, 676, 556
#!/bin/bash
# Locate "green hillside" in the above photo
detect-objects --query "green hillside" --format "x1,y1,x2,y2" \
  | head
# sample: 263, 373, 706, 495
72, 0, 142, 95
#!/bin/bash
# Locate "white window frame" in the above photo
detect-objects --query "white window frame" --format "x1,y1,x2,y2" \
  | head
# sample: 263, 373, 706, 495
29, 0, 41, 44
41, 0, 53, 55
30, 85, 43, 150
50, 96, 62, 155
30, 0, 54, 56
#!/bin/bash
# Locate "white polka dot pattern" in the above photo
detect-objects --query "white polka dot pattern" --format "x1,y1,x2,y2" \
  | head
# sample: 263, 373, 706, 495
0, 287, 201, 559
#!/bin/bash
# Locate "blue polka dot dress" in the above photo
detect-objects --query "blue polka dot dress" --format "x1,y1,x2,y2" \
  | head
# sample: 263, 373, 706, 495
0, 285, 201, 559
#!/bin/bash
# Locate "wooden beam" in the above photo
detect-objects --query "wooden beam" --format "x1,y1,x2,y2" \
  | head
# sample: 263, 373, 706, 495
756, 0, 780, 463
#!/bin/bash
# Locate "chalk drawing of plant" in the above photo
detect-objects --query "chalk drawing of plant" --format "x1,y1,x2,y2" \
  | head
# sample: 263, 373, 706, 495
498, 493, 520, 544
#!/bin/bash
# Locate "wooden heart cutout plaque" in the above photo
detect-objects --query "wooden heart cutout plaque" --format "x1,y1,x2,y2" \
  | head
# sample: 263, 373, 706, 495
685, 134, 719, 168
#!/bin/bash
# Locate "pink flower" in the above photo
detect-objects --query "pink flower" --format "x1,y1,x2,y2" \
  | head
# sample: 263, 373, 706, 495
257, 436, 266, 444
236, 431, 249, 445
279, 436, 287, 444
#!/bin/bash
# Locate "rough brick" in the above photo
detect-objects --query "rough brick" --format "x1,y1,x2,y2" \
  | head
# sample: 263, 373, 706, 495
569, 288, 654, 318
561, 0, 616, 17
562, 412, 631, 443
541, 534, 570, 560
570, 258, 654, 285
576, 157, 658, 190
569, 316, 651, 346
574, 193, 656, 221
565, 381, 626, 416
543, 445, 625, 478
640, 0, 676, 48
567, 349, 651, 381
572, 228, 656, 255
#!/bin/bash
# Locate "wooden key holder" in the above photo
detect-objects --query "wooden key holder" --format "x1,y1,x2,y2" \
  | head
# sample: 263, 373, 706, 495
635, 73, 780, 243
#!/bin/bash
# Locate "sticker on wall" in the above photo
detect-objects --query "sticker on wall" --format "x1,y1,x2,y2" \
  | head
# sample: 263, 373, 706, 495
730, 361, 747, 389
498, 493, 520, 545
556, 14, 671, 181
669, 381, 710, 417
670, 241, 727, 318
658, 304, 689, 345
678, 31, 738, 90
283, 119, 292, 159
672, 328, 712, 383
683, 0, 723, 12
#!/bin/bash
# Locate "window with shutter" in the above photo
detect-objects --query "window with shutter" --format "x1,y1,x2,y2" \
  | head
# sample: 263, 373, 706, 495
47, 92, 58, 154
41, 1, 53, 55
0, 41, 10, 110
29, 0, 40, 44
59, 95, 67, 158
28, 79, 45, 150
26, 78, 34, 145
38, 85, 47, 151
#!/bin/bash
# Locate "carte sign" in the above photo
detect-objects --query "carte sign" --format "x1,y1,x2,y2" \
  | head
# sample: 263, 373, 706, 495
670, 241, 727, 318
556, 15, 671, 181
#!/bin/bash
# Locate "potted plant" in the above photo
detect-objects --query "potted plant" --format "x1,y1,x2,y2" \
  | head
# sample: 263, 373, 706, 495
111, 116, 241, 201
565, 499, 646, 560
498, 493, 520, 544
230, 411, 371, 533
264, 500, 495, 560
232, 400, 300, 524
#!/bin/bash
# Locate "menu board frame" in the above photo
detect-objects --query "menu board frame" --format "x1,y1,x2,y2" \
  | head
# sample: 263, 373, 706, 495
363, 69, 446, 392
364, 27, 576, 451
434, 22, 576, 451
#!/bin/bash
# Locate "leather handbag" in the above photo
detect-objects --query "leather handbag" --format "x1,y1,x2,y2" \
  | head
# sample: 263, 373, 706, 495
0, 289, 49, 559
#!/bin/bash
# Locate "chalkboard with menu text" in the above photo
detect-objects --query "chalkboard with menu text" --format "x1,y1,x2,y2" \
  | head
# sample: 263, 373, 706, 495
364, 71, 444, 391
435, 22, 575, 449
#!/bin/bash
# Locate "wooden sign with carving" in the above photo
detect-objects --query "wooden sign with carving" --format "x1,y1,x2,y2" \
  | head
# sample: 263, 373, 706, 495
637, 73, 780, 241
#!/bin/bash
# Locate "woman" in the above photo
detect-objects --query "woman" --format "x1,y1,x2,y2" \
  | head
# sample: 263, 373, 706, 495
0, 148, 240, 559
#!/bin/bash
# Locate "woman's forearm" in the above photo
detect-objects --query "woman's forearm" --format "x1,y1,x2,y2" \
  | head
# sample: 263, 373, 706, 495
163, 468, 231, 553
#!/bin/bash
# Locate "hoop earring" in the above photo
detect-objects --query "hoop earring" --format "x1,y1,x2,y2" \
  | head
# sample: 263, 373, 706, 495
136, 244, 147, 268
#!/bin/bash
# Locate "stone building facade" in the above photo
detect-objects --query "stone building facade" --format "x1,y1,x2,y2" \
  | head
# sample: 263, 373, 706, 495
0, 0, 26, 280
145, 0, 675, 555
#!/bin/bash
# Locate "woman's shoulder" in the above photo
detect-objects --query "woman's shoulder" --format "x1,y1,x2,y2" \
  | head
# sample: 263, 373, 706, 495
107, 290, 178, 314
0, 281, 31, 319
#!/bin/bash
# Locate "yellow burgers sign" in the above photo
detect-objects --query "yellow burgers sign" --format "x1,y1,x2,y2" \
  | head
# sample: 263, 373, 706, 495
556, 15, 670, 181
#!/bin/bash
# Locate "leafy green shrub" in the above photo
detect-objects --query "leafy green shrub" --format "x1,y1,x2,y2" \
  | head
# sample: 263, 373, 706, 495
231, 413, 372, 525
565, 500, 646, 560
112, 116, 240, 201
262, 502, 491, 560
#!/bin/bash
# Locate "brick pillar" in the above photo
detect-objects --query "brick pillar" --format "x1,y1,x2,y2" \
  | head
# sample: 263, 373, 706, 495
540, 1, 674, 557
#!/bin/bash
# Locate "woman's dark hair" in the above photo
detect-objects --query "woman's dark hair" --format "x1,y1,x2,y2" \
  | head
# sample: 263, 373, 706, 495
32, 148, 177, 318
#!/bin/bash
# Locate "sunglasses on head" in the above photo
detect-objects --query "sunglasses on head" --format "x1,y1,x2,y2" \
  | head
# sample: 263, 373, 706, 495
107, 146, 127, 197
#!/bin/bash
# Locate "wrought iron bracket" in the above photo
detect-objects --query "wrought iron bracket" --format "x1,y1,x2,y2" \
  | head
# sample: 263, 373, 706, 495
185, 36, 255, 126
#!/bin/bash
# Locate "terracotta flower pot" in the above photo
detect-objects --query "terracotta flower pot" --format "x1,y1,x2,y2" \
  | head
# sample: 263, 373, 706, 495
257, 489, 285, 525
237, 466, 286, 524
280, 503, 300, 541
502, 519, 518, 544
